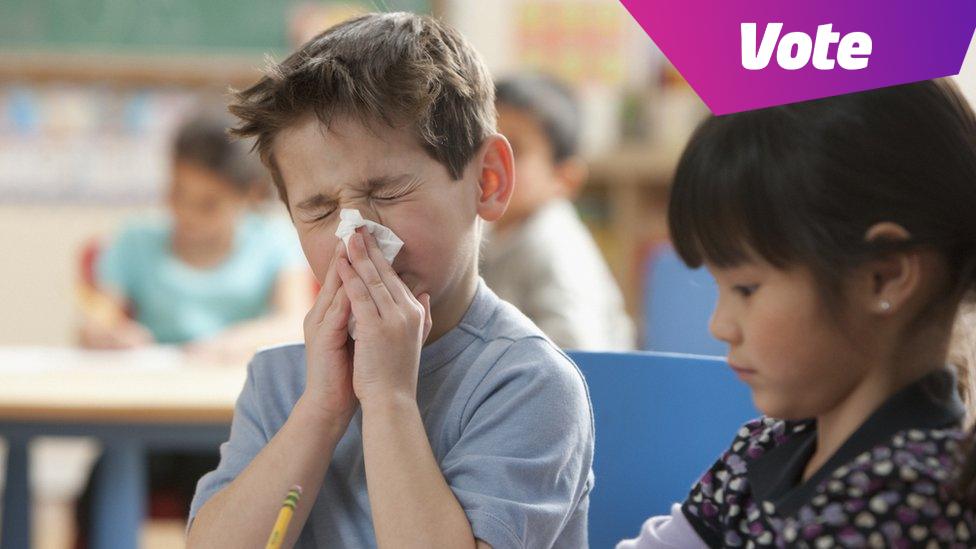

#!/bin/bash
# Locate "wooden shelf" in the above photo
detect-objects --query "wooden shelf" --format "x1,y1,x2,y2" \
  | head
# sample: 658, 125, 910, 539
0, 51, 267, 88
583, 141, 682, 322
587, 141, 682, 187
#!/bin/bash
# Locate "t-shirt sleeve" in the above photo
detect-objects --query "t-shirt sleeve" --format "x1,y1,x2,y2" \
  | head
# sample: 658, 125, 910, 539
439, 337, 595, 549
188, 356, 270, 524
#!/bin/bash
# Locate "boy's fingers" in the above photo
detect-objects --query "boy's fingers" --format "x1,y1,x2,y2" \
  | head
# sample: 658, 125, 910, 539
336, 257, 380, 323
347, 230, 396, 312
308, 242, 345, 324
420, 293, 432, 342
362, 228, 412, 305
322, 286, 352, 328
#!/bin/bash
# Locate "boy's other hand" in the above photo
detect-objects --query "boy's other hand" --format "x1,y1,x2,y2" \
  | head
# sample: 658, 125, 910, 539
337, 228, 432, 407
78, 318, 154, 349
301, 241, 358, 425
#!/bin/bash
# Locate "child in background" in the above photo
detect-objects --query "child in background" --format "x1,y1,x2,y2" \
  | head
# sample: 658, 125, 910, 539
482, 73, 634, 350
618, 80, 976, 547
78, 111, 311, 362
74, 111, 311, 545
187, 13, 593, 549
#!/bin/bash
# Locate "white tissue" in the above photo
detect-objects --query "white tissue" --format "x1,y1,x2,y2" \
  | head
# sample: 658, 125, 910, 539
334, 209, 405, 339
335, 209, 404, 263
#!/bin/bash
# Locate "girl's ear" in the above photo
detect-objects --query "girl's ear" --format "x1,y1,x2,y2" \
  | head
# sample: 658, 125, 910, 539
474, 134, 515, 222
861, 222, 920, 315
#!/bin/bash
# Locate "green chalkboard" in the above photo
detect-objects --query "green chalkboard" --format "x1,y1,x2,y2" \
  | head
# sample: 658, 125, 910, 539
0, 0, 430, 55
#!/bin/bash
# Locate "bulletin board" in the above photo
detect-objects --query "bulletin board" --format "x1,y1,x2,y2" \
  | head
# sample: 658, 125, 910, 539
0, 0, 430, 55
516, 0, 630, 86
0, 1, 432, 204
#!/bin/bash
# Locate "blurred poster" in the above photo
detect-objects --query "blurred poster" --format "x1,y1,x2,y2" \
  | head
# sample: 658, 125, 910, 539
0, 84, 199, 203
516, 0, 629, 85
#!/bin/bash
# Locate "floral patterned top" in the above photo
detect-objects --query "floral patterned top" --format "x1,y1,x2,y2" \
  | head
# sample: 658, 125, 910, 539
682, 368, 976, 548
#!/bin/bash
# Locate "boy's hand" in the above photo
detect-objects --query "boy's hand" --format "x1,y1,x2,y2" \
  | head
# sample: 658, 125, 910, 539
301, 241, 358, 424
78, 317, 154, 349
337, 228, 432, 406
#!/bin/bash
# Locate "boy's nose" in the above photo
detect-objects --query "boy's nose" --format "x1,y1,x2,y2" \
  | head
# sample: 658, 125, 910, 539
341, 201, 382, 225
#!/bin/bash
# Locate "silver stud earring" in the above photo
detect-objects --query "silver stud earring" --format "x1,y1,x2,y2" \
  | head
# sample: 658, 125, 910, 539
879, 300, 891, 312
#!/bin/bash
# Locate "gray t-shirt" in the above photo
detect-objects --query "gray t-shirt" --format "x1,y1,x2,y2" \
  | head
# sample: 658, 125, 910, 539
189, 280, 595, 548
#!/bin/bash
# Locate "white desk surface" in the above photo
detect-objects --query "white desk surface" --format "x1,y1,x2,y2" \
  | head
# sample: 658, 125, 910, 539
0, 346, 248, 423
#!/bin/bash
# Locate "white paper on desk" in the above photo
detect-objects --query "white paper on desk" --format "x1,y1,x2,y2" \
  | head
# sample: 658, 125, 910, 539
334, 209, 405, 339
0, 345, 184, 374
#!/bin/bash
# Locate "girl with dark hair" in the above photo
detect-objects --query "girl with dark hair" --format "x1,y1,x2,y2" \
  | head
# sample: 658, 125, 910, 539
619, 79, 976, 547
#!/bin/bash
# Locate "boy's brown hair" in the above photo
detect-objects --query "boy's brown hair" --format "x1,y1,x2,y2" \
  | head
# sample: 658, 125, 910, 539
228, 12, 497, 209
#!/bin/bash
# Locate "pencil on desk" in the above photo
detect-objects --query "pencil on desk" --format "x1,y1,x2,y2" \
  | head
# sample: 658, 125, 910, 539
266, 485, 302, 549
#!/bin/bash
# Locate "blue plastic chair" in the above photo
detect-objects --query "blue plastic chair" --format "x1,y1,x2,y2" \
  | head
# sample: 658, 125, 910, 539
642, 245, 726, 355
568, 351, 758, 549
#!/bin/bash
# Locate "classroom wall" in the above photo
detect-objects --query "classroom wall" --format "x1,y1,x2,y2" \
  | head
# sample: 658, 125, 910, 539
0, 204, 155, 346
3, 21, 975, 348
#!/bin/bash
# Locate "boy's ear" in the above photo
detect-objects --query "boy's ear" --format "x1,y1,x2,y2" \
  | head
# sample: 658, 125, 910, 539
554, 156, 588, 200
860, 222, 921, 316
475, 134, 515, 222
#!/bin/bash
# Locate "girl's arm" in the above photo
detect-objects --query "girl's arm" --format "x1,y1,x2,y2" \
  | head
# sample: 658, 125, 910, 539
616, 504, 709, 549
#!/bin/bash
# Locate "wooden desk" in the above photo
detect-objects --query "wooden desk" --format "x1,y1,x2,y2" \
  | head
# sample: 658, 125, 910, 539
0, 347, 246, 549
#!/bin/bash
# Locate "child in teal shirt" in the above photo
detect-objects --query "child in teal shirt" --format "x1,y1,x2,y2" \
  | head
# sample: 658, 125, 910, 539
79, 113, 310, 361
74, 112, 311, 545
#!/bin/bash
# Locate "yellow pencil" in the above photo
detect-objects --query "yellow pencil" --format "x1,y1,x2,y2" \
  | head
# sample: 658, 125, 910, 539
76, 284, 126, 328
265, 485, 302, 549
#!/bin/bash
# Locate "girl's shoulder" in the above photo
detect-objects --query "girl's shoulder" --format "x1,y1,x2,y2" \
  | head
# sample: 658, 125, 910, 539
779, 426, 975, 546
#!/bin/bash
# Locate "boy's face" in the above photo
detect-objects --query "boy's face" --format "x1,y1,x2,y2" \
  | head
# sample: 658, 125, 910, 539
273, 115, 484, 315
496, 104, 568, 226
168, 161, 249, 247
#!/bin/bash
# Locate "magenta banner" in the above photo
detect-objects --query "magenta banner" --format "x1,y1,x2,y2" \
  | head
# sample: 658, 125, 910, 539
620, 1, 976, 114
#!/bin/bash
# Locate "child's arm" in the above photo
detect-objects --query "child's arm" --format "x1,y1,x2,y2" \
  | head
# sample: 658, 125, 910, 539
188, 246, 358, 548
337, 230, 481, 548
187, 396, 348, 548
616, 504, 709, 548
76, 286, 154, 349
184, 268, 311, 363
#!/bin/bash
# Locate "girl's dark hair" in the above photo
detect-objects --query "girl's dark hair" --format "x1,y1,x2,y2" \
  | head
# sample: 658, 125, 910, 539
668, 79, 976, 503
173, 112, 266, 195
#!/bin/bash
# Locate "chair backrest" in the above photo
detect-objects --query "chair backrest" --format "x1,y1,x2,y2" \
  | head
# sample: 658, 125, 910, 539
79, 237, 103, 289
642, 244, 725, 355
568, 350, 758, 549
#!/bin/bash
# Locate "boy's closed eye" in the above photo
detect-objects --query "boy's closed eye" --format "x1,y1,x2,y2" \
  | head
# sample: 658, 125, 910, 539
371, 190, 407, 202
297, 207, 337, 224
310, 208, 337, 222
370, 178, 421, 202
